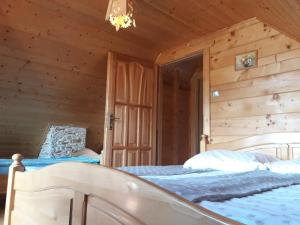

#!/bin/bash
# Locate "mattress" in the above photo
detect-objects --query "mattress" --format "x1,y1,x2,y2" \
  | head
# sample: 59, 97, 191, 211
201, 185, 300, 225
141, 170, 300, 225
0, 156, 100, 175
118, 165, 213, 176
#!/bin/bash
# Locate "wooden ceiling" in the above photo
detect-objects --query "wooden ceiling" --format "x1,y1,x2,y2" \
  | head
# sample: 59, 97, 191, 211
1, 0, 299, 62
135, 0, 300, 50
114, 0, 300, 53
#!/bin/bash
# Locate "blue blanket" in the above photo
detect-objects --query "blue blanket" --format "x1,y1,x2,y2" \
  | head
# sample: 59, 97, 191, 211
0, 156, 100, 174
201, 184, 300, 225
118, 165, 211, 176
144, 170, 300, 203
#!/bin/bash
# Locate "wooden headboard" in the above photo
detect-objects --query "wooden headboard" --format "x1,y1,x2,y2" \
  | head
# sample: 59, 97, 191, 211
200, 133, 300, 160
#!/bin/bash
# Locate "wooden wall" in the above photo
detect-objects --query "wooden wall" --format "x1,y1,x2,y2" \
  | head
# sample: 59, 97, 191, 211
0, 0, 157, 157
157, 18, 300, 146
209, 20, 300, 143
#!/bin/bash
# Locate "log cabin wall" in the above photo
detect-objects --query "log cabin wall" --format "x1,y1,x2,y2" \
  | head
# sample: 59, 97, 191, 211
0, 0, 158, 157
157, 18, 300, 146
209, 19, 300, 144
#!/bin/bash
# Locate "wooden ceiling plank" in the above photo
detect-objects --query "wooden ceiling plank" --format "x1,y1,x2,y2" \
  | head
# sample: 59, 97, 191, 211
140, 0, 204, 34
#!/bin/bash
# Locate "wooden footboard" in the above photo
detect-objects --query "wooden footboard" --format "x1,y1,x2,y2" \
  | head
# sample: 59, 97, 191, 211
4, 154, 241, 225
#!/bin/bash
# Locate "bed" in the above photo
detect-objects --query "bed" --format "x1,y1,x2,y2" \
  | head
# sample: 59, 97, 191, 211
0, 149, 101, 194
4, 132, 300, 225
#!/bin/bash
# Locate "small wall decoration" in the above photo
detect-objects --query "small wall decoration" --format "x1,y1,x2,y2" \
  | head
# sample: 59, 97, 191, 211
235, 50, 257, 71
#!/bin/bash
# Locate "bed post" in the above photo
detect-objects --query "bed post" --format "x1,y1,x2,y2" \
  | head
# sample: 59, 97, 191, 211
200, 134, 209, 153
4, 154, 25, 225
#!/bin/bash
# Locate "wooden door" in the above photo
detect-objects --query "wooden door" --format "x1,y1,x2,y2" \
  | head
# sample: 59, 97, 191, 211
103, 52, 157, 167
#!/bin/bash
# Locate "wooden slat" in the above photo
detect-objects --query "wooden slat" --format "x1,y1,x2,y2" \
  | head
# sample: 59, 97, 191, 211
210, 33, 300, 70
211, 70, 300, 102
211, 90, 300, 119
210, 135, 248, 144
210, 22, 279, 54
211, 113, 300, 136
203, 49, 211, 137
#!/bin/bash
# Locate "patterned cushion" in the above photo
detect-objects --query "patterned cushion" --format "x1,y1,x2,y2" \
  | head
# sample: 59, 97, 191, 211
39, 125, 86, 158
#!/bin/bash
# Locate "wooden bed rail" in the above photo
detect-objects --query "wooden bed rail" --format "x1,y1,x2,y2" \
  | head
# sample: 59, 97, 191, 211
4, 154, 240, 225
200, 132, 300, 160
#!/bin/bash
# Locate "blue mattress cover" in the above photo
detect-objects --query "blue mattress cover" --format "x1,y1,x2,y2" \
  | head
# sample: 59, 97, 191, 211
201, 184, 300, 225
141, 170, 300, 225
0, 156, 100, 175
118, 165, 212, 176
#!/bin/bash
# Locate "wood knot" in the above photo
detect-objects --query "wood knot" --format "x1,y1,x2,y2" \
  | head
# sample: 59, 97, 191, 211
201, 134, 208, 139
272, 93, 280, 100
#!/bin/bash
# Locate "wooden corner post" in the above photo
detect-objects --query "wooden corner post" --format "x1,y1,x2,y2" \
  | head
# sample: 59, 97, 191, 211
4, 154, 25, 225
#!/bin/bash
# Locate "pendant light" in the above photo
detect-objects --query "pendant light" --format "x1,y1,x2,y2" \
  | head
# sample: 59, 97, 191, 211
106, 0, 136, 31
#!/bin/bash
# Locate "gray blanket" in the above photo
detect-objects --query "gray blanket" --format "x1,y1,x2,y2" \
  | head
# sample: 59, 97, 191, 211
117, 165, 211, 176
144, 171, 300, 203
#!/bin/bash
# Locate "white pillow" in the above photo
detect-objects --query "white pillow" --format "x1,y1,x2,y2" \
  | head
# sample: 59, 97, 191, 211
266, 160, 300, 174
183, 150, 275, 172
247, 152, 279, 164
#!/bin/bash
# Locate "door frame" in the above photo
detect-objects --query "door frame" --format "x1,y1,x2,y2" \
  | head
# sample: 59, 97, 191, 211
155, 49, 211, 165
103, 52, 158, 166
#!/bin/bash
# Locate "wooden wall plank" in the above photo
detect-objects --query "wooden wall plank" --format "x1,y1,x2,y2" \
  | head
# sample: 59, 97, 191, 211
211, 91, 300, 119
210, 33, 300, 70
210, 21, 279, 54
203, 48, 211, 137
211, 70, 300, 102
210, 135, 248, 144
211, 113, 300, 136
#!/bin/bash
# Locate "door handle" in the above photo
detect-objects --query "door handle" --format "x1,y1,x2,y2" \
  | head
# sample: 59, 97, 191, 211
109, 113, 120, 130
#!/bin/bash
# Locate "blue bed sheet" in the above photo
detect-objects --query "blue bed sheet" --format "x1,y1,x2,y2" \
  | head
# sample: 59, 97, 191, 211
118, 165, 212, 176
201, 184, 300, 225
141, 170, 300, 225
0, 156, 100, 175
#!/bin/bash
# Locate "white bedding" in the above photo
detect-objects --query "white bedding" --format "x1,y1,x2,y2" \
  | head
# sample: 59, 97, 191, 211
266, 160, 300, 174
183, 150, 278, 172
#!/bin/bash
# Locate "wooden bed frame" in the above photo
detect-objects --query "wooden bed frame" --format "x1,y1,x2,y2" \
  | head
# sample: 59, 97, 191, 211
0, 151, 103, 195
4, 154, 238, 225
4, 132, 300, 225
200, 132, 300, 160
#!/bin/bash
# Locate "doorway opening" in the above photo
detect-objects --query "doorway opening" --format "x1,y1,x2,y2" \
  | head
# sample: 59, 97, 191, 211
157, 54, 203, 165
